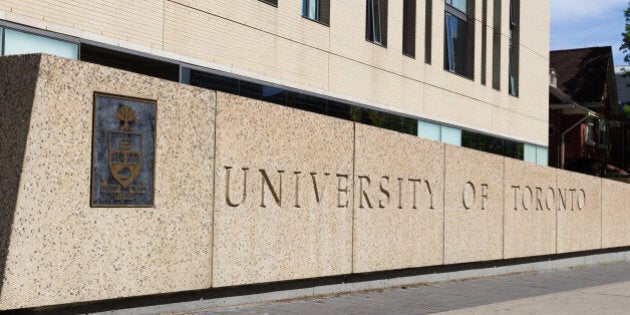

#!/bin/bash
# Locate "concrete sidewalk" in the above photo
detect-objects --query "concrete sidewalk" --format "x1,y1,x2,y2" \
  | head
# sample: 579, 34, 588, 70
194, 261, 630, 314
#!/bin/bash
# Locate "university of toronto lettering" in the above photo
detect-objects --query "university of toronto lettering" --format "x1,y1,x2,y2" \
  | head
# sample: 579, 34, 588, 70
224, 166, 435, 210
462, 181, 489, 210
357, 175, 435, 210
510, 185, 586, 211
224, 166, 350, 208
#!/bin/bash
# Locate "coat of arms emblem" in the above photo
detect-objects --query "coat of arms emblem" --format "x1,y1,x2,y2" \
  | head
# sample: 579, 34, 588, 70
91, 94, 156, 207
109, 106, 142, 189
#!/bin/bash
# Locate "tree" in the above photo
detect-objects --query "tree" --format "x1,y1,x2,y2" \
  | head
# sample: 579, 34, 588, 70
621, 3, 630, 66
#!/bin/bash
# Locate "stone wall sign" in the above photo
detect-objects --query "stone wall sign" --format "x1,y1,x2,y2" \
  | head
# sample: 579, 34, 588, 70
91, 93, 156, 207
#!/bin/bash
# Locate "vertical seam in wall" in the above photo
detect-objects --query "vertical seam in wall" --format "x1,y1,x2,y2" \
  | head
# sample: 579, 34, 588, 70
351, 122, 356, 273
210, 90, 218, 286
501, 157, 505, 259
604, 179, 608, 251
442, 145, 446, 265
555, 170, 558, 254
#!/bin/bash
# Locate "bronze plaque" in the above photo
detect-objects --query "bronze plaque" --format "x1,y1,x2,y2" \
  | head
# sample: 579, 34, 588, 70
91, 93, 156, 207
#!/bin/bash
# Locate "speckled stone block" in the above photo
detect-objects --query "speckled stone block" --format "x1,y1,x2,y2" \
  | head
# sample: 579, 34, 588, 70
0, 54, 215, 310
212, 93, 353, 287
503, 158, 556, 259
556, 169, 602, 253
444, 146, 504, 264
601, 179, 630, 248
0, 54, 40, 310
353, 124, 444, 273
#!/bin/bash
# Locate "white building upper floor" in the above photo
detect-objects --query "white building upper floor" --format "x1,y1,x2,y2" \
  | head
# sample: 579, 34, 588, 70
0, 0, 550, 163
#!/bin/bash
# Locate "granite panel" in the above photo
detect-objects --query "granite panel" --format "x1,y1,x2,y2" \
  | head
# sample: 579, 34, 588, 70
444, 146, 504, 264
212, 93, 353, 287
0, 54, 41, 306
353, 125, 444, 273
0, 55, 215, 310
503, 158, 556, 259
556, 169, 602, 253
602, 179, 630, 248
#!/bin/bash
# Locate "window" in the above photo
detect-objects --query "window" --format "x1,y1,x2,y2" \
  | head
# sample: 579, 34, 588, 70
585, 120, 595, 146
524, 144, 548, 166
3, 28, 78, 59
80, 44, 179, 81
462, 130, 524, 160
418, 121, 462, 146
402, 0, 416, 57
444, 0, 474, 78
366, 0, 388, 46
481, 0, 488, 85
492, 0, 501, 90
259, 0, 277, 6
424, 0, 433, 63
599, 119, 608, 148
508, 0, 519, 96
302, 0, 330, 25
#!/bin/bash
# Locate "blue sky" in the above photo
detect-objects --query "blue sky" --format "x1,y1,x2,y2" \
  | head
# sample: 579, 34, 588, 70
551, 0, 627, 66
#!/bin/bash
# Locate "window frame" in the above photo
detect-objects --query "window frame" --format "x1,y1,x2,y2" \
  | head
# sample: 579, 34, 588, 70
585, 120, 596, 146
424, 0, 433, 63
481, 0, 488, 85
366, 0, 388, 47
443, 0, 475, 79
302, 0, 330, 26
1, 25, 79, 59
258, 0, 278, 7
492, 0, 501, 90
508, 0, 520, 96
1, 27, 4, 56
598, 119, 608, 149
402, 0, 416, 58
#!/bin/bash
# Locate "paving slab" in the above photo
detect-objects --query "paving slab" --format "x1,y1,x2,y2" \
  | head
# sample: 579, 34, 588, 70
201, 261, 630, 315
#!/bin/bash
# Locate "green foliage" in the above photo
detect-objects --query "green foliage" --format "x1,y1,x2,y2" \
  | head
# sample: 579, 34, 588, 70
621, 3, 630, 65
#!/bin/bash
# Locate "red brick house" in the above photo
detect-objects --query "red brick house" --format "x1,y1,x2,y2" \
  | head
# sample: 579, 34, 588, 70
549, 47, 620, 175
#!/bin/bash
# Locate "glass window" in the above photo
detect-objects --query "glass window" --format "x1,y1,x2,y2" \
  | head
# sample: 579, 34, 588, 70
492, 0, 501, 90
525, 144, 549, 166
524, 144, 537, 163
418, 120, 441, 142
599, 119, 608, 148
366, 0, 388, 46
536, 146, 548, 166
4, 28, 78, 59
0, 28, 4, 55
302, 0, 330, 25
425, 0, 432, 63
442, 126, 462, 146
259, 0, 277, 6
287, 91, 327, 115
508, 0, 519, 96
446, 0, 467, 13
444, 0, 474, 78
481, 0, 487, 85
585, 120, 595, 146
418, 121, 462, 146
462, 130, 523, 159
80, 44, 179, 81
445, 13, 468, 75
402, 0, 416, 57
353, 108, 403, 133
